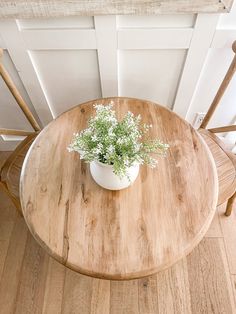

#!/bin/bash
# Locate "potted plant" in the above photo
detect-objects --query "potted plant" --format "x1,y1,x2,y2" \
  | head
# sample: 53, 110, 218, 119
68, 103, 169, 190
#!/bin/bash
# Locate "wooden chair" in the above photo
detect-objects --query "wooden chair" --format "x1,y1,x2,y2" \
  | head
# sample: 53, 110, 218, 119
0, 48, 41, 215
198, 40, 236, 216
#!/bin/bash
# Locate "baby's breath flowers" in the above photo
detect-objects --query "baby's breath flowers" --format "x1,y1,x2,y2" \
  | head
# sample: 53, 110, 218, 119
68, 103, 169, 178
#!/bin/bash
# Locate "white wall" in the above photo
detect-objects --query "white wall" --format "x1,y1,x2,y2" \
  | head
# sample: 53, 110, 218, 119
186, 1, 236, 133
0, 6, 236, 150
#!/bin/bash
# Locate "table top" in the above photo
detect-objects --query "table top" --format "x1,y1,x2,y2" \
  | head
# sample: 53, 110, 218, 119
20, 97, 218, 280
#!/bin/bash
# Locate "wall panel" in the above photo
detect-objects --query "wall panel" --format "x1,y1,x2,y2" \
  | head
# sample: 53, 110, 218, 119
18, 17, 94, 30
30, 50, 101, 117
117, 15, 196, 28
119, 49, 186, 108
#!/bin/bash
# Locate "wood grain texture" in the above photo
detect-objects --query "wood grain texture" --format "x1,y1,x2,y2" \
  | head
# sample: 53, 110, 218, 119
20, 97, 218, 280
0, 151, 11, 168
209, 124, 236, 133
90, 279, 110, 314
218, 203, 236, 274
14, 234, 49, 314
42, 259, 66, 314
138, 275, 159, 314
155, 258, 191, 313
199, 129, 236, 206
61, 271, 93, 313
187, 237, 235, 314
1, 134, 38, 198
0, 0, 233, 18
205, 210, 222, 238
0, 49, 40, 214
0, 220, 14, 279
110, 279, 139, 313
225, 192, 236, 216
231, 275, 236, 308
0, 128, 34, 137
198, 41, 236, 217
0, 166, 235, 313
0, 217, 28, 314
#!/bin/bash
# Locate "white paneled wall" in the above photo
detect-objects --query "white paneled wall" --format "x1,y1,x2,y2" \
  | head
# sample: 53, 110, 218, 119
186, 0, 236, 143
186, 48, 236, 127
18, 17, 95, 29
30, 50, 101, 117
119, 49, 187, 107
0, 6, 236, 150
117, 15, 195, 28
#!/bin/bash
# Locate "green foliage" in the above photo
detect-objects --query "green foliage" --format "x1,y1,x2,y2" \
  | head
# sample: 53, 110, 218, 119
68, 103, 169, 178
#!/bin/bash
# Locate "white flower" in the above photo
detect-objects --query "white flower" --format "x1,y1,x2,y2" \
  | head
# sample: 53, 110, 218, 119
117, 138, 125, 145
107, 145, 114, 154
97, 143, 103, 150
92, 134, 98, 141
67, 102, 169, 178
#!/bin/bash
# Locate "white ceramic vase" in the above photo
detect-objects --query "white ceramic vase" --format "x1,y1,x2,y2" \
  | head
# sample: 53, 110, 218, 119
90, 160, 139, 190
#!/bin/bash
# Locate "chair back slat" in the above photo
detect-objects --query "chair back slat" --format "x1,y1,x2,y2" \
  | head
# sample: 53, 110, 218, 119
200, 41, 236, 129
208, 125, 236, 133
0, 48, 41, 132
0, 128, 35, 136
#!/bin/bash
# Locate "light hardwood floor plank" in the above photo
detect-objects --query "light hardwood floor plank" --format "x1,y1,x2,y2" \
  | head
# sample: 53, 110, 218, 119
110, 279, 139, 314
155, 258, 191, 314
0, 217, 28, 314
0, 219, 15, 279
218, 203, 236, 274
187, 238, 234, 314
231, 275, 236, 309
42, 258, 66, 314
0, 156, 18, 281
0, 187, 17, 222
90, 278, 110, 314
205, 209, 222, 238
138, 275, 159, 314
61, 270, 93, 314
14, 233, 49, 314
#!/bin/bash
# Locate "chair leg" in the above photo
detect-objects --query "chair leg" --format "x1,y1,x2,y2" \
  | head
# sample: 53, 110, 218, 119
0, 181, 23, 216
225, 191, 236, 216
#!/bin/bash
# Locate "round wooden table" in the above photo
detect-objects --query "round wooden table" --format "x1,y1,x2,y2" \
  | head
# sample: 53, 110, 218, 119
20, 97, 218, 280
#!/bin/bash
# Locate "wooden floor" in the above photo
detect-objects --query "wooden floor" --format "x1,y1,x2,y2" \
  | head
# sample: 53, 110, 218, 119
0, 153, 236, 313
